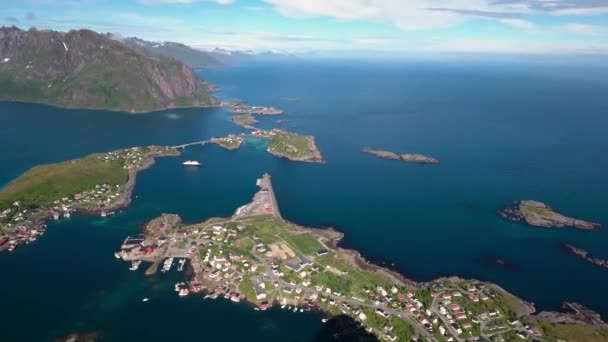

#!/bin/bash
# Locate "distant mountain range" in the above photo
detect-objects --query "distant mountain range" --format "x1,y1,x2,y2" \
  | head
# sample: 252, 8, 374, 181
123, 36, 297, 69
0, 26, 218, 112
122, 37, 227, 69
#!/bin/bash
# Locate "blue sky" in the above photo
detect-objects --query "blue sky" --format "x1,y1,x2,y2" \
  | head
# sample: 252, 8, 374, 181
2, 0, 608, 55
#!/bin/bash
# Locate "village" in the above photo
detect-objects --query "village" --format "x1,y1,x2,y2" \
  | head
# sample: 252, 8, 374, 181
115, 174, 542, 342
0, 146, 179, 253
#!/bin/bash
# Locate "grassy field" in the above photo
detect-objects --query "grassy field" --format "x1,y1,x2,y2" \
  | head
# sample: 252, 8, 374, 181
284, 233, 323, 255
0, 154, 128, 209
539, 320, 608, 342
267, 131, 312, 159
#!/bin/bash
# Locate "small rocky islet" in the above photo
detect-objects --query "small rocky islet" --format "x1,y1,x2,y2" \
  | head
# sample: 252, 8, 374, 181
362, 147, 440, 164
500, 200, 601, 230
564, 244, 608, 269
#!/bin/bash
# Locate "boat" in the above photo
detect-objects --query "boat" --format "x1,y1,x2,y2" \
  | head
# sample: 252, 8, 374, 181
100, 210, 107, 218
129, 260, 142, 271
179, 288, 190, 297
293, 307, 298, 312
114, 252, 121, 259
182, 160, 201, 166
177, 258, 186, 271
64, 212, 71, 218
142, 298, 150, 302
322, 318, 328, 323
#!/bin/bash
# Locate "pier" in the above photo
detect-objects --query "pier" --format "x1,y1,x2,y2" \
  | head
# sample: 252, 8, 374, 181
258, 173, 283, 220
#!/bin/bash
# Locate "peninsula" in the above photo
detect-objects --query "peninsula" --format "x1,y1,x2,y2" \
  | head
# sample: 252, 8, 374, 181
363, 148, 439, 164
0, 146, 180, 252
500, 201, 600, 230
116, 174, 608, 342
0, 26, 218, 112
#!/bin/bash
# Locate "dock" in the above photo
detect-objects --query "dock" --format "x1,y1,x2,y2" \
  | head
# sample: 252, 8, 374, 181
258, 173, 283, 220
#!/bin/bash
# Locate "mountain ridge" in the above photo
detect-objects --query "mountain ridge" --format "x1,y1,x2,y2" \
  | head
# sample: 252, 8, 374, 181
0, 26, 219, 113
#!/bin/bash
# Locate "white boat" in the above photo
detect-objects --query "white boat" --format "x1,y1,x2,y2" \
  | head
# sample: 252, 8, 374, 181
179, 288, 190, 297
322, 318, 328, 323
129, 260, 142, 271
182, 160, 201, 166
114, 252, 121, 259
177, 258, 186, 272
100, 210, 107, 217
142, 298, 150, 302
64, 212, 71, 218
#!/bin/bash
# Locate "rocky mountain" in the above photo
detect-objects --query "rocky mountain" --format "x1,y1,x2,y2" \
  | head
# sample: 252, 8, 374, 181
123, 37, 226, 69
0, 26, 218, 112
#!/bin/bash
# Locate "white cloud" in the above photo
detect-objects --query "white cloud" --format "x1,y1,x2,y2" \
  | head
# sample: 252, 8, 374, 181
262, 0, 492, 30
551, 7, 608, 16
500, 18, 535, 29
138, 0, 233, 4
561, 23, 601, 34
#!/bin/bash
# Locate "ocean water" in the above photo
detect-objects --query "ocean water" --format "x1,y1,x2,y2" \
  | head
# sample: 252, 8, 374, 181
1, 58, 608, 341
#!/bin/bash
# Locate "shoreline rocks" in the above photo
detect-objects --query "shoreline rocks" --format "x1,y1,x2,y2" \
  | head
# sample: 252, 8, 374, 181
500, 200, 600, 230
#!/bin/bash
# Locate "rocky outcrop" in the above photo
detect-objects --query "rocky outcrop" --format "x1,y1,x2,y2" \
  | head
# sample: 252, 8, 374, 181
0, 26, 219, 112
362, 148, 401, 160
531, 302, 606, 326
500, 200, 600, 230
363, 148, 439, 164
565, 244, 608, 269
400, 154, 439, 164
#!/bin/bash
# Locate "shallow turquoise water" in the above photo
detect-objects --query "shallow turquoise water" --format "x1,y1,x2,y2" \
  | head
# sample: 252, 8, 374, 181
1, 58, 608, 341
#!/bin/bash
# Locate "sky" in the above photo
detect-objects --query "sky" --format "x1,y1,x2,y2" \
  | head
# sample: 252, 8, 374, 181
2, 0, 608, 55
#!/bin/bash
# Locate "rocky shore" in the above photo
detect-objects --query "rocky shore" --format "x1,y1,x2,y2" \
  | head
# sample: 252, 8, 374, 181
500, 200, 601, 230
362, 148, 439, 164
565, 244, 608, 269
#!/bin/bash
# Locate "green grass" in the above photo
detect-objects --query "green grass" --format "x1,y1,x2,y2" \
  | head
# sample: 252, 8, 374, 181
539, 320, 608, 342
312, 270, 353, 295
284, 233, 323, 255
0, 154, 128, 209
268, 131, 312, 159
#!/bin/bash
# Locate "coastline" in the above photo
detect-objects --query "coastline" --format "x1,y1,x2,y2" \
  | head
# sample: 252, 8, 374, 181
115, 174, 606, 342
0, 99, 222, 115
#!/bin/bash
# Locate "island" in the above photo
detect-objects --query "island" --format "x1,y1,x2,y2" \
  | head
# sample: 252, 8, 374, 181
253, 129, 324, 163
0, 146, 180, 252
0, 26, 218, 112
232, 113, 259, 129
115, 174, 608, 342
564, 244, 608, 269
500, 201, 601, 230
226, 102, 284, 115
210, 134, 245, 150
362, 148, 401, 160
363, 148, 439, 164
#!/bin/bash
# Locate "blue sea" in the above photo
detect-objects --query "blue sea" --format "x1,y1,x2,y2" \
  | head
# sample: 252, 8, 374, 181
1, 58, 608, 341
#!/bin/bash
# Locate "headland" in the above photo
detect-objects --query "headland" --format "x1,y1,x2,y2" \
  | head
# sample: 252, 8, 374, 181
114, 174, 608, 342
